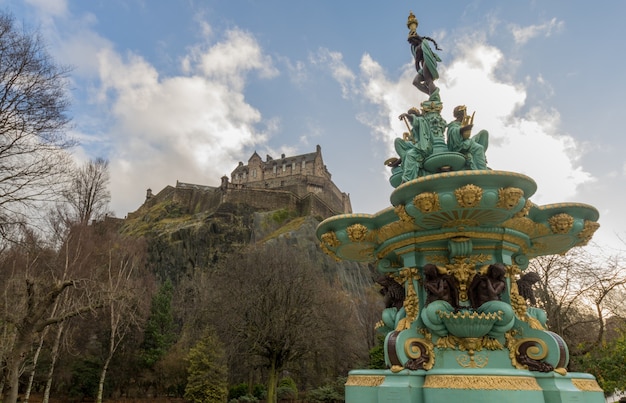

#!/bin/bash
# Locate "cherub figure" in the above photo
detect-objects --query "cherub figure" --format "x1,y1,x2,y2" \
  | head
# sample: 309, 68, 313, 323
469, 263, 507, 309
423, 264, 458, 308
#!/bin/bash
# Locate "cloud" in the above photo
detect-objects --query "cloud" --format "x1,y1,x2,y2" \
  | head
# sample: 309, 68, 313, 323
316, 38, 593, 206
311, 48, 356, 98
63, 25, 278, 217
25, 0, 67, 17
510, 18, 564, 45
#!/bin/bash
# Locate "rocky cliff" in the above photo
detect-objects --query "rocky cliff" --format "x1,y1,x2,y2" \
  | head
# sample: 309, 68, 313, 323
120, 198, 374, 296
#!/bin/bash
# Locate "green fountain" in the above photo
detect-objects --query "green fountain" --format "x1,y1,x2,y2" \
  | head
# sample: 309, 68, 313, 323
316, 12, 603, 403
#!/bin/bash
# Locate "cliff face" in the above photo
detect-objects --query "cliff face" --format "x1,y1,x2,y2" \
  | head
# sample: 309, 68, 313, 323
120, 198, 374, 295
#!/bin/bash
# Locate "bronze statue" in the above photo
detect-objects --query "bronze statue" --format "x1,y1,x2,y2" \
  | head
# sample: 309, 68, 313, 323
517, 272, 541, 306
407, 12, 442, 95
376, 275, 405, 309
423, 264, 458, 308
469, 263, 507, 309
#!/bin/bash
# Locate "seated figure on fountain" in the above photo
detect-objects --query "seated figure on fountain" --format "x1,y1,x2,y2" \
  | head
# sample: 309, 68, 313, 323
420, 264, 458, 337
395, 107, 433, 183
468, 263, 516, 337
447, 105, 489, 170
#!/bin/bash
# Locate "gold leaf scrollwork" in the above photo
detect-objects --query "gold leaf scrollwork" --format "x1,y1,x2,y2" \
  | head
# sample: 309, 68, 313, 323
396, 268, 419, 330
577, 220, 600, 246
456, 351, 488, 368
319, 231, 341, 261
345, 375, 385, 387
395, 204, 413, 222
455, 184, 483, 208
413, 192, 440, 213
423, 375, 541, 390
444, 255, 489, 302
347, 223, 368, 242
571, 379, 603, 392
514, 199, 533, 218
497, 187, 524, 210
404, 337, 435, 370
508, 337, 552, 372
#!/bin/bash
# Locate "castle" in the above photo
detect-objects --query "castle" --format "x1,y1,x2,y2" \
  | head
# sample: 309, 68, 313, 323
128, 145, 352, 219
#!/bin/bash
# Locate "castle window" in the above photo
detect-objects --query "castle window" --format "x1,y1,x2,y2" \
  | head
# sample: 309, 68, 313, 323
273, 165, 277, 174
282, 163, 286, 172
252, 169, 257, 178
292, 162, 296, 171
302, 160, 306, 170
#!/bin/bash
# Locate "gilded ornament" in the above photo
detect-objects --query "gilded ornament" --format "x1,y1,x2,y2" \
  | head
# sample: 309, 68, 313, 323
514, 199, 533, 218
455, 184, 483, 208
404, 337, 435, 370
319, 242, 340, 261
394, 267, 420, 329
413, 192, 440, 213
445, 256, 490, 302
407, 11, 418, 36
394, 204, 413, 222
508, 337, 553, 372
497, 187, 524, 209
577, 220, 600, 246
548, 213, 574, 234
509, 279, 529, 320
400, 280, 419, 329
345, 375, 386, 387
456, 351, 488, 368
347, 223, 368, 242
571, 379, 602, 392
423, 375, 541, 390
320, 231, 340, 248
442, 219, 480, 228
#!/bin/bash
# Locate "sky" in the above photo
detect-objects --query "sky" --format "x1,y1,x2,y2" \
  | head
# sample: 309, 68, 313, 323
4, 0, 626, 253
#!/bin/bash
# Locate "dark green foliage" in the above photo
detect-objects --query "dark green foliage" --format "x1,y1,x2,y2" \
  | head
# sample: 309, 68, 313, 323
228, 383, 249, 400
305, 377, 345, 402
368, 335, 386, 369
184, 329, 228, 403
140, 280, 176, 367
277, 377, 298, 400
68, 357, 102, 400
574, 328, 626, 395
227, 383, 265, 401
306, 386, 343, 402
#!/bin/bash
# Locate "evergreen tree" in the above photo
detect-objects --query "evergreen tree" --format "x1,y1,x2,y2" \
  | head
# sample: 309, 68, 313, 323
140, 280, 176, 367
184, 329, 228, 403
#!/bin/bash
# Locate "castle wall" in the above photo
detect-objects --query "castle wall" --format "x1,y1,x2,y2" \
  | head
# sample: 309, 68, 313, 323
127, 146, 351, 220
223, 187, 299, 213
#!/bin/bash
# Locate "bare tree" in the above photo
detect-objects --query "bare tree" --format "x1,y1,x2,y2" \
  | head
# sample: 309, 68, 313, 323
529, 247, 626, 354
62, 158, 111, 225
214, 244, 366, 403
0, 11, 73, 242
0, 224, 105, 403
95, 238, 150, 403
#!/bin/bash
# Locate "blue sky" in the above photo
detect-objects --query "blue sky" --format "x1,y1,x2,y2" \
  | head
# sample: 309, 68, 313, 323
5, 0, 626, 251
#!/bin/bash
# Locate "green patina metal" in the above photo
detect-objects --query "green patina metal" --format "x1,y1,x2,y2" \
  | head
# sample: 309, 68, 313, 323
316, 11, 603, 403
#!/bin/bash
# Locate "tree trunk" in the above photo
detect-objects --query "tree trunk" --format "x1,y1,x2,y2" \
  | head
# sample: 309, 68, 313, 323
96, 354, 112, 403
23, 328, 47, 403
266, 355, 279, 403
4, 333, 31, 403
43, 322, 64, 403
